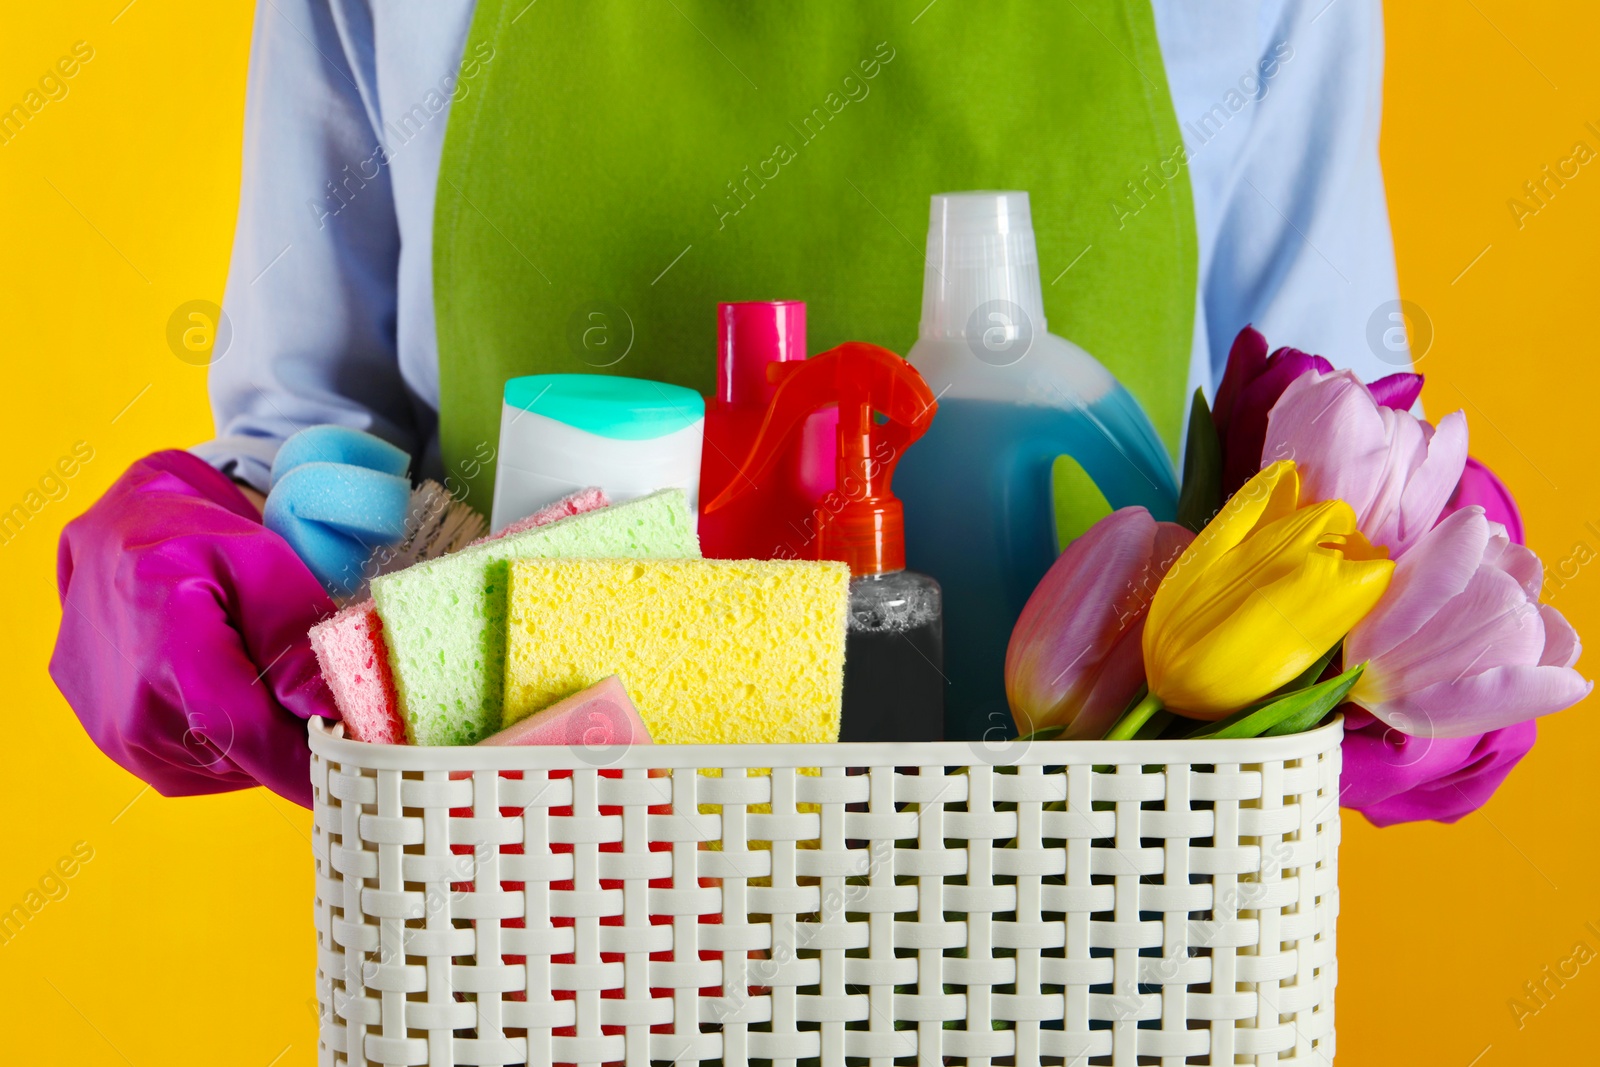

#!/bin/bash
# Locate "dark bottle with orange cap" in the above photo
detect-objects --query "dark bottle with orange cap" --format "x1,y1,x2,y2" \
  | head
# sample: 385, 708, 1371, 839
705, 341, 944, 741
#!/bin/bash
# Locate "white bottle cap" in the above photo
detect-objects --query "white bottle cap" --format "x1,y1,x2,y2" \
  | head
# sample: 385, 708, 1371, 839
918, 191, 1047, 342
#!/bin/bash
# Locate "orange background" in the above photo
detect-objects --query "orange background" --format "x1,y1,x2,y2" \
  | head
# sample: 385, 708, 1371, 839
0, 2, 1594, 1063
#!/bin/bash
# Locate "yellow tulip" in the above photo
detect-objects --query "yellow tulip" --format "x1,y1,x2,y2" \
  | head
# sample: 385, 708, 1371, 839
1123, 460, 1394, 728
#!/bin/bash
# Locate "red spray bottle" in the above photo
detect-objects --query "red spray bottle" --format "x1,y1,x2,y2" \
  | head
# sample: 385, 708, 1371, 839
706, 341, 944, 741
698, 301, 835, 559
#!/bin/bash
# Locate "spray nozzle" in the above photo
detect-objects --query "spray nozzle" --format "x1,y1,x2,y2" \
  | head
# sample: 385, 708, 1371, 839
705, 341, 937, 575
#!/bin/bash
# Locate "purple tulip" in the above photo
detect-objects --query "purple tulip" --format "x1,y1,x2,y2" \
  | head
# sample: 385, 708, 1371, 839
1005, 507, 1193, 738
1345, 506, 1591, 738
1262, 369, 1467, 558
1441, 455, 1525, 545
1339, 711, 1536, 826
1366, 371, 1426, 412
1212, 326, 1333, 495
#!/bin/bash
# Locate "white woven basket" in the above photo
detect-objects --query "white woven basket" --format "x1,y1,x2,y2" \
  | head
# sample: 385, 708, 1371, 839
309, 717, 1342, 1067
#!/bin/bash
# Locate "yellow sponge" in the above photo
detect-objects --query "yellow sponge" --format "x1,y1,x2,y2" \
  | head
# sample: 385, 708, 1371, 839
503, 558, 850, 745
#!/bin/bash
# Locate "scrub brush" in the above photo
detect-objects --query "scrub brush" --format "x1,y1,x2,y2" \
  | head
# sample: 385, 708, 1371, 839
355, 480, 488, 597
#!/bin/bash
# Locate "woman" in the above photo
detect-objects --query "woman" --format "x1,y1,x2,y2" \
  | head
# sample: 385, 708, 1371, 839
56, 0, 1498, 820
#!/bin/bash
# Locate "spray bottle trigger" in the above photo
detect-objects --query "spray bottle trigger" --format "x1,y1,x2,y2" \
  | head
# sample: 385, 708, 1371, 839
704, 342, 936, 515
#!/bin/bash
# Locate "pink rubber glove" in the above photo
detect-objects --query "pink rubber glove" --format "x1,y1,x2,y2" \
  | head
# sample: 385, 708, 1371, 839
50, 451, 337, 807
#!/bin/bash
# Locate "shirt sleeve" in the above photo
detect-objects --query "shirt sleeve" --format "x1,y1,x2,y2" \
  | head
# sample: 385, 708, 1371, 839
1153, 0, 1411, 398
192, 0, 422, 493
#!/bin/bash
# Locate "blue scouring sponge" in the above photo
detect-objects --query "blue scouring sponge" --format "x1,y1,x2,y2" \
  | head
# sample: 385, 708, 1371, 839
269, 424, 410, 489
264, 428, 412, 597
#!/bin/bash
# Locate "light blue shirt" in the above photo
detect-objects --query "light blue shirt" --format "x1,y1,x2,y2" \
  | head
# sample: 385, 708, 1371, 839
197, 0, 1408, 492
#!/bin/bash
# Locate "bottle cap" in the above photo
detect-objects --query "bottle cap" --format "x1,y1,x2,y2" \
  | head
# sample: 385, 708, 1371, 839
705, 342, 937, 577
503, 374, 704, 438
918, 191, 1047, 342
717, 301, 807, 405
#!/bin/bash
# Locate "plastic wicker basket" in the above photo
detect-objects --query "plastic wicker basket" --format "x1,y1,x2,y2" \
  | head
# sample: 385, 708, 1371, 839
309, 716, 1342, 1067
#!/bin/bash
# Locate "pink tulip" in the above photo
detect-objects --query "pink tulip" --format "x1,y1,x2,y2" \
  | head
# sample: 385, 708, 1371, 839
1006, 507, 1193, 738
1345, 507, 1591, 738
1262, 369, 1467, 557
1441, 455, 1525, 544
1340, 453, 1534, 824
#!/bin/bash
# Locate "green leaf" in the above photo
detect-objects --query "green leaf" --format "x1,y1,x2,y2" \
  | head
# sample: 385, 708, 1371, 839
1184, 701, 1258, 739
1176, 387, 1223, 534
1282, 640, 1342, 694
1191, 662, 1366, 740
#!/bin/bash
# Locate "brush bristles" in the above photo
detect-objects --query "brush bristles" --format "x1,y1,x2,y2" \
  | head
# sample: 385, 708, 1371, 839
379, 481, 489, 574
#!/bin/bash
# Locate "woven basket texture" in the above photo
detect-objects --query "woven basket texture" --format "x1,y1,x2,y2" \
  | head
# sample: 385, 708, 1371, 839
310, 720, 1342, 1067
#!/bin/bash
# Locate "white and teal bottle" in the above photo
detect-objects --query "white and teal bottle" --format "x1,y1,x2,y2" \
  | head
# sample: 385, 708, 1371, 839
895, 192, 1179, 741
490, 374, 704, 531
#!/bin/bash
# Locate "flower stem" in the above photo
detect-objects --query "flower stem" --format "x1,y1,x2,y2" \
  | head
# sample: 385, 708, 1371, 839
1104, 692, 1165, 741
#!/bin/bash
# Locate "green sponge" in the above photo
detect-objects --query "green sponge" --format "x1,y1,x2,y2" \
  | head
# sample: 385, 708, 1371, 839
370, 489, 700, 745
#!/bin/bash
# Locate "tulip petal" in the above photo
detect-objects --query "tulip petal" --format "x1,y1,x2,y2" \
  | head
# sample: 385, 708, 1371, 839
1340, 718, 1535, 825
1482, 525, 1543, 600
1158, 531, 1395, 716
1349, 501, 1592, 740
1225, 354, 1332, 493
1346, 508, 1489, 667
1151, 461, 1299, 630
1266, 371, 1391, 520
1444, 456, 1525, 544
1368, 372, 1426, 411
1539, 604, 1581, 669
1348, 408, 1424, 551
1006, 508, 1191, 736
1212, 325, 1269, 438
1152, 521, 1195, 574
1365, 663, 1592, 738
1264, 371, 1468, 557
1155, 534, 1393, 716
1360, 564, 1547, 694
1064, 626, 1149, 739
1392, 409, 1468, 554
1155, 500, 1362, 660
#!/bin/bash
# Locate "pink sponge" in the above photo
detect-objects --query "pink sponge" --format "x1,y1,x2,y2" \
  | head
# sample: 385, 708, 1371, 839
474, 486, 611, 545
309, 487, 610, 744
477, 675, 651, 747
308, 599, 404, 744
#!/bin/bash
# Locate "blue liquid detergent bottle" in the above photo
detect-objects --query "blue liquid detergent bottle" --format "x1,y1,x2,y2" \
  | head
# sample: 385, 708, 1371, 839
896, 192, 1179, 741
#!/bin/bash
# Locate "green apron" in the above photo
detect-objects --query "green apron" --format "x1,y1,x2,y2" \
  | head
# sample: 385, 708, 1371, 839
434, 0, 1197, 515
